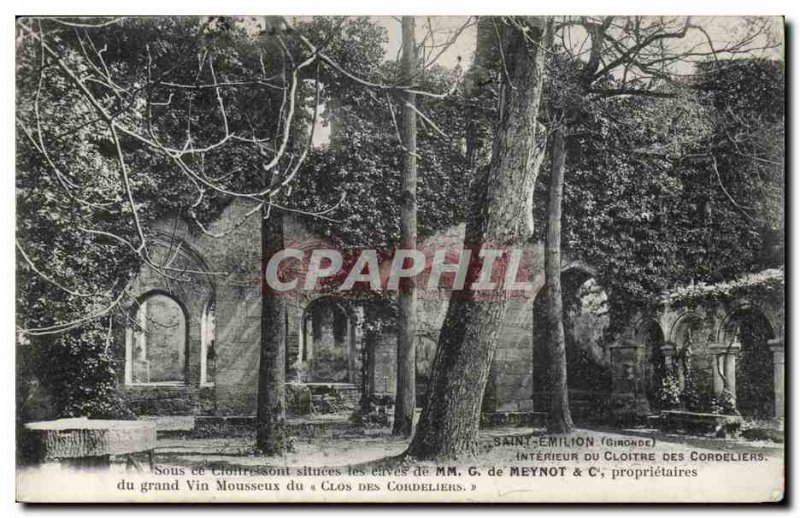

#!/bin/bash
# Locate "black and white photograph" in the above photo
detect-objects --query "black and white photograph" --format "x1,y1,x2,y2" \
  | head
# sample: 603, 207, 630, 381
11, 8, 787, 504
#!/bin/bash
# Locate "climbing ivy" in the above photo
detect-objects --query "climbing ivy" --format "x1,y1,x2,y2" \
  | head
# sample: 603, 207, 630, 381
664, 268, 784, 308
532, 58, 784, 338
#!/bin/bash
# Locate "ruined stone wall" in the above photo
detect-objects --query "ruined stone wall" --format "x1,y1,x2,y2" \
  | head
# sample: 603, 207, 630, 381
371, 332, 397, 396
411, 225, 547, 414
120, 199, 592, 417
118, 199, 263, 416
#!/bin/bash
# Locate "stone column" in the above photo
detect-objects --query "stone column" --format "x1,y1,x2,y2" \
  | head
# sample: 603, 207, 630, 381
768, 338, 784, 419
609, 338, 651, 419
708, 342, 740, 403
353, 307, 366, 394
711, 351, 724, 396
303, 317, 312, 361
284, 301, 303, 381
347, 320, 357, 384
660, 344, 676, 370
724, 344, 740, 403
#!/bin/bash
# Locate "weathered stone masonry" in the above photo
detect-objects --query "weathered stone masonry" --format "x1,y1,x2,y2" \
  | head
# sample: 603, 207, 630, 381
116, 199, 562, 417
618, 271, 785, 421
118, 198, 784, 423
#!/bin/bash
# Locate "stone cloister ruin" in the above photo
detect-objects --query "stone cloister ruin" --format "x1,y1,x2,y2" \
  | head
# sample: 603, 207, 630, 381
117, 198, 785, 426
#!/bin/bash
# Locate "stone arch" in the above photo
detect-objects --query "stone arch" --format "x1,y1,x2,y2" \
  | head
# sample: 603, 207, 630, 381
122, 234, 215, 391
129, 234, 216, 309
665, 311, 706, 396
633, 317, 667, 408
633, 316, 665, 343
532, 263, 612, 419
716, 303, 777, 419
527, 261, 599, 302
298, 295, 360, 384
150, 231, 215, 280
667, 310, 705, 347
561, 260, 599, 280
125, 290, 190, 385
715, 301, 776, 345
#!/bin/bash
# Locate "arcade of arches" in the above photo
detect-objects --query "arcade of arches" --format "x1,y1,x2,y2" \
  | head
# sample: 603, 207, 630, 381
627, 273, 785, 421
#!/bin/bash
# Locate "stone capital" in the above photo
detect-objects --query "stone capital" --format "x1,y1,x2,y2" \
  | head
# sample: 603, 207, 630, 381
707, 341, 740, 356
768, 337, 784, 352
611, 338, 644, 350
769, 342, 785, 362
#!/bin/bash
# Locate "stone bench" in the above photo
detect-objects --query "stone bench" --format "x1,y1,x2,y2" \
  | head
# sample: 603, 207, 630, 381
481, 411, 547, 428
659, 410, 743, 437
20, 417, 157, 468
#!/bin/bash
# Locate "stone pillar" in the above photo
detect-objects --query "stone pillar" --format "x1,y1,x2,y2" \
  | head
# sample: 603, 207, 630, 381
347, 320, 357, 384
711, 352, 724, 396
352, 307, 366, 395
768, 338, 784, 419
708, 342, 740, 403
285, 301, 303, 381
609, 338, 651, 420
660, 344, 675, 370
724, 345, 739, 402
303, 317, 312, 361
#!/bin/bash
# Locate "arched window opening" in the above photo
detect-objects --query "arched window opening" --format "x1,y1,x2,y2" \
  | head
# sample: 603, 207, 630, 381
300, 298, 354, 383
641, 321, 666, 408
670, 313, 703, 391
725, 307, 775, 419
127, 293, 187, 385
532, 270, 612, 417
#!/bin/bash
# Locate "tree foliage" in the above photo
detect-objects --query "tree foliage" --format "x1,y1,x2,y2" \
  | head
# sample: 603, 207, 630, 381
533, 57, 784, 336
289, 63, 470, 249
15, 16, 784, 428
16, 16, 313, 417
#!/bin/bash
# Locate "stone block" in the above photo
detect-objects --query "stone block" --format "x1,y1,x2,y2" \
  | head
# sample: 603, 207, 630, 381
660, 410, 743, 437
286, 383, 313, 415
21, 418, 156, 462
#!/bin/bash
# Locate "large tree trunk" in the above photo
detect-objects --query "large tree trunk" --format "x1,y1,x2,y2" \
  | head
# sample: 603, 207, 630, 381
254, 15, 291, 455
407, 18, 551, 460
545, 124, 574, 434
463, 18, 502, 170
256, 211, 290, 454
393, 16, 418, 437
